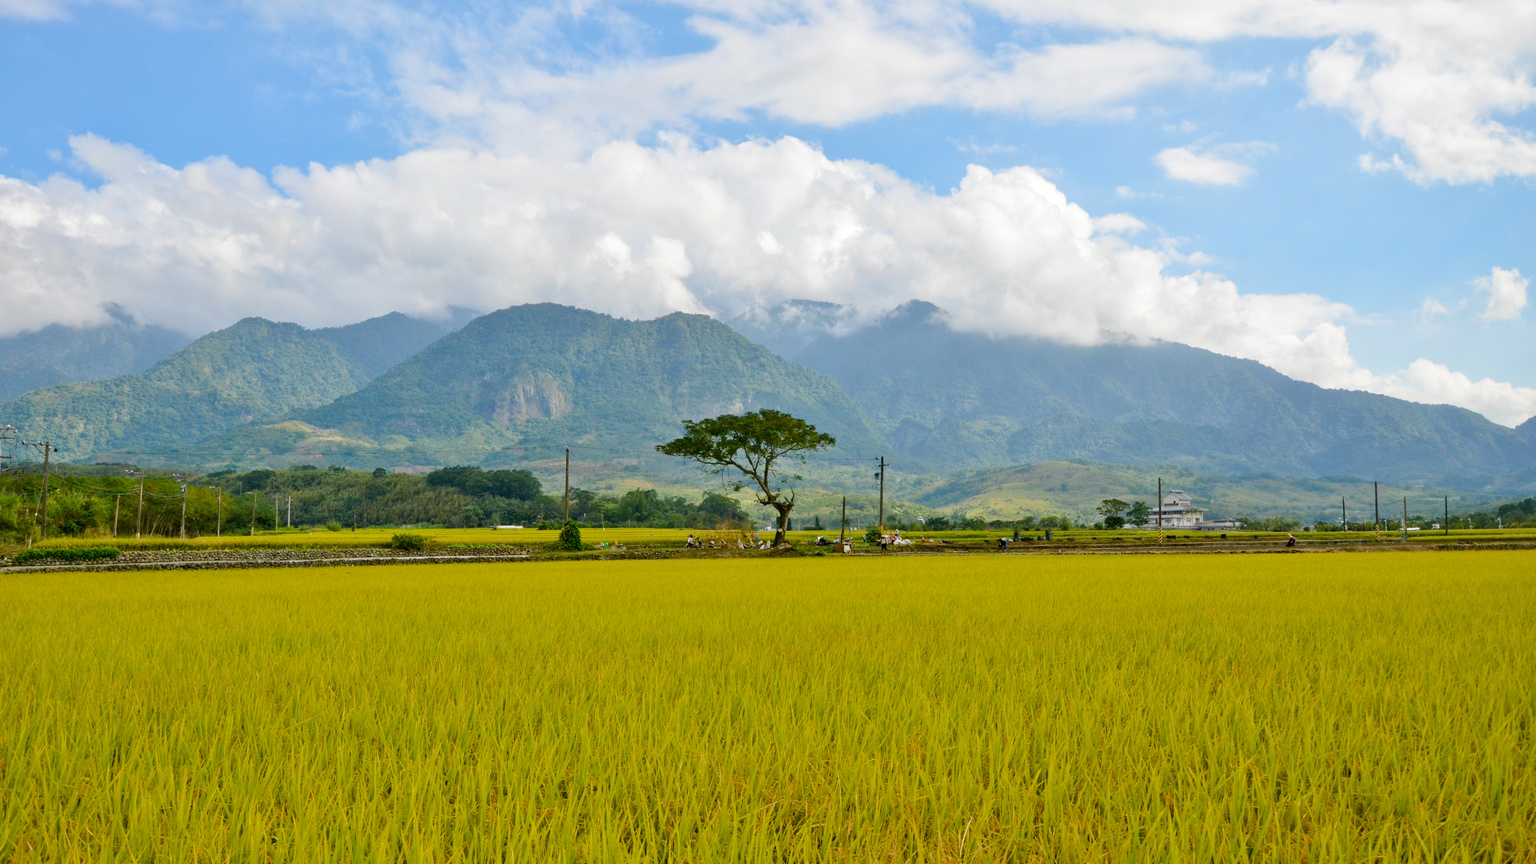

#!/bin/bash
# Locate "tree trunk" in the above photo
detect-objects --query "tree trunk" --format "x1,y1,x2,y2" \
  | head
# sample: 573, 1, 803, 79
773, 502, 793, 546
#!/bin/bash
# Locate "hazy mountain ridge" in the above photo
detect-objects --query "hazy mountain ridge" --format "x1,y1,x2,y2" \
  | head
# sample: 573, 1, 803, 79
0, 311, 463, 459
0, 307, 193, 402
738, 299, 1536, 484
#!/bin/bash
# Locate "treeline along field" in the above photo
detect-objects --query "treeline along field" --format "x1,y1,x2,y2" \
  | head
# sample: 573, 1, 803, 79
0, 464, 751, 544
1, 552, 1532, 860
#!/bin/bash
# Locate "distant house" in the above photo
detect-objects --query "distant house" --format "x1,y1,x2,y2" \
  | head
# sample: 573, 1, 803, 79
1147, 489, 1243, 531
1152, 490, 1204, 528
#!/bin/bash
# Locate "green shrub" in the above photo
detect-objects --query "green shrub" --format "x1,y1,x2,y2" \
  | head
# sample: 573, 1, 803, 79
12, 546, 122, 566
325, 521, 343, 532
864, 527, 882, 544
389, 533, 430, 552
557, 521, 583, 551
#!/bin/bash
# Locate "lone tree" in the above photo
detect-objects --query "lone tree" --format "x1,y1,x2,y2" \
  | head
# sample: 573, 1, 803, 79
656, 409, 835, 546
1126, 500, 1152, 528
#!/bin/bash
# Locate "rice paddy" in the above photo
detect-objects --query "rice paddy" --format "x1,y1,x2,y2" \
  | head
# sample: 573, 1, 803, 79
1, 552, 1533, 861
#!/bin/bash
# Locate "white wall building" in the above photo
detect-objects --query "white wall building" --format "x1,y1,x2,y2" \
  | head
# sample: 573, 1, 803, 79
1152, 490, 1204, 528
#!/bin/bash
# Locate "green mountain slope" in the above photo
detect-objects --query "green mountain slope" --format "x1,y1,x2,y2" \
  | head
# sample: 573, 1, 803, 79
760, 300, 1535, 483
0, 318, 371, 458
219, 304, 885, 470
0, 307, 191, 401
315, 308, 478, 379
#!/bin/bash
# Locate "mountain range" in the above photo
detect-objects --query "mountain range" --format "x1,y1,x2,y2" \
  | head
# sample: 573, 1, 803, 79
1, 299, 1533, 496
0, 304, 192, 402
0, 312, 465, 459
210, 303, 883, 470
736, 300, 1536, 486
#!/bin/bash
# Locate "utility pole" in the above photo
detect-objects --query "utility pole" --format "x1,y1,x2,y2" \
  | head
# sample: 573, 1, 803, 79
113, 494, 121, 537
878, 458, 886, 532
274, 492, 280, 531
33, 440, 53, 541
1157, 477, 1163, 541
1342, 497, 1347, 532
135, 471, 146, 539
1444, 495, 1449, 536
1373, 481, 1381, 540
839, 495, 847, 545
286, 495, 292, 529
564, 446, 570, 523
178, 480, 188, 539
0, 425, 15, 475
1402, 496, 1409, 542
250, 490, 258, 536
216, 488, 223, 537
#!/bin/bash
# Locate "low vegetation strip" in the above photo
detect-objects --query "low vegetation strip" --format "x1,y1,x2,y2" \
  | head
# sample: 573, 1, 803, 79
10, 546, 120, 566
1, 553, 1531, 860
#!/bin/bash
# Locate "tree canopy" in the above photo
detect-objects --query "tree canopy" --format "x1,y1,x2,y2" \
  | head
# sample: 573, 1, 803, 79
656, 409, 835, 545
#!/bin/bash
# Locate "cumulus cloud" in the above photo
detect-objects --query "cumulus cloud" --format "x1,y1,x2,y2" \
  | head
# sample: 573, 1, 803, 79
1475, 266, 1529, 322
2, 133, 1531, 425
1371, 360, 1536, 427
1156, 141, 1274, 185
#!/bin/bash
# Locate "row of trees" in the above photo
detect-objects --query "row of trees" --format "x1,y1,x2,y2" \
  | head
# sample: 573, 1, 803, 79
0, 463, 755, 542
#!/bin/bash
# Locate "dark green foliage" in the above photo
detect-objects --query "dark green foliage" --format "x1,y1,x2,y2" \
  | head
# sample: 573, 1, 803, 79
389, 533, 430, 551
1103, 515, 1126, 530
12, 547, 121, 565
557, 521, 582, 551
658, 409, 835, 544
1496, 498, 1536, 526
426, 466, 540, 500
863, 527, 881, 544
1126, 501, 1152, 527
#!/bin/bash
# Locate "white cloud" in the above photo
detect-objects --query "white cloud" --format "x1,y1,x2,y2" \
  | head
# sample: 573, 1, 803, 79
1475, 266, 1528, 322
1156, 141, 1274, 185
1372, 360, 1536, 427
2, 133, 1531, 426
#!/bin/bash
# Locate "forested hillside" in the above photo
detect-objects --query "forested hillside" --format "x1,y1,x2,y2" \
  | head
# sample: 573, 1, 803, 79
0, 312, 463, 461
217, 304, 885, 470
743, 300, 1536, 483
0, 308, 191, 401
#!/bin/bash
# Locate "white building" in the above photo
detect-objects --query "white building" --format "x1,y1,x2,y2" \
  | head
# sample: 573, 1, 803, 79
1145, 490, 1244, 531
1152, 490, 1204, 528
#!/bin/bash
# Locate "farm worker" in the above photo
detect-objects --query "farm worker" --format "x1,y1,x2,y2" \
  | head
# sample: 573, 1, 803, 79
1285, 533, 1297, 547
686, 534, 699, 548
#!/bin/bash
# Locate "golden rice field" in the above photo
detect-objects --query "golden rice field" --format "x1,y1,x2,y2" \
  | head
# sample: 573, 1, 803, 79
1, 552, 1533, 861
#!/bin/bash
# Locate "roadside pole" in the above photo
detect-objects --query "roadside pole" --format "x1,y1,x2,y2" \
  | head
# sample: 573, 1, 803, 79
1402, 496, 1409, 542
878, 457, 885, 533
1444, 496, 1449, 536
1342, 497, 1347, 532
216, 488, 222, 537
1373, 481, 1380, 540
564, 446, 570, 523
839, 496, 847, 545
179, 481, 188, 539
135, 471, 145, 539
1157, 477, 1163, 543
38, 441, 52, 541
113, 494, 121, 538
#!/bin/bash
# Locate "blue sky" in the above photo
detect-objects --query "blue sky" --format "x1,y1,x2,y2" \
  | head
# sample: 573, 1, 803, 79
1, 0, 1534, 424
